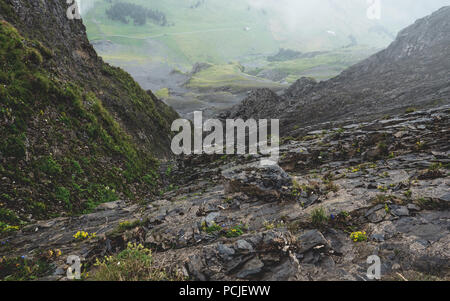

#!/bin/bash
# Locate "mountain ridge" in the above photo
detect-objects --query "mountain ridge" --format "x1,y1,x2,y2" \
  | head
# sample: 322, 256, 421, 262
226, 6, 450, 135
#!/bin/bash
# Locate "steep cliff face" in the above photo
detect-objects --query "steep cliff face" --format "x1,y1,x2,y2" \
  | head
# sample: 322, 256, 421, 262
227, 6, 450, 135
1, 0, 179, 156
0, 0, 179, 224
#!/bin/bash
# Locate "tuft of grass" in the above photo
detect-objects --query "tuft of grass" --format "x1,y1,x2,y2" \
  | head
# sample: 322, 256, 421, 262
90, 242, 184, 281
201, 221, 222, 234
377, 185, 388, 192
416, 141, 426, 150
154, 88, 170, 99
325, 181, 339, 193
403, 190, 412, 199
311, 207, 329, 226
429, 163, 443, 171
117, 219, 145, 232
373, 194, 395, 205
263, 221, 275, 230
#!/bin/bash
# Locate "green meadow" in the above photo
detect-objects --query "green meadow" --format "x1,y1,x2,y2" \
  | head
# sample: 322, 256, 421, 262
83, 0, 380, 97
84, 0, 278, 68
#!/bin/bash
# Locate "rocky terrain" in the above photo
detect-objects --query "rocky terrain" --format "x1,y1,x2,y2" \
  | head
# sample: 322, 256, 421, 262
1, 105, 448, 280
0, 2, 449, 281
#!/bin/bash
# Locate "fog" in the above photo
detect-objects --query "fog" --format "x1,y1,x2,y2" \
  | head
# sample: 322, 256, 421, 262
247, 0, 449, 29
77, 0, 96, 15
80, 0, 450, 26
245, 0, 450, 48
79, 0, 449, 50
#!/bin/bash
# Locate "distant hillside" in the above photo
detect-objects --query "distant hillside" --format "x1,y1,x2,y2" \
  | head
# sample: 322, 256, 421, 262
82, 0, 449, 68
227, 6, 450, 134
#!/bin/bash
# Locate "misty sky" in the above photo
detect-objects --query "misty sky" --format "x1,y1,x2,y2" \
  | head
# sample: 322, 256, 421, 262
79, 0, 450, 23
247, 0, 450, 32
78, 0, 450, 31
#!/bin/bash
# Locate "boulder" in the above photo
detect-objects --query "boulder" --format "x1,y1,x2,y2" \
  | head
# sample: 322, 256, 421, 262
222, 162, 293, 201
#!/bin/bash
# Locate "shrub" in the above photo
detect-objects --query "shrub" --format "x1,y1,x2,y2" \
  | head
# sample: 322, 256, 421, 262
70, 159, 83, 174
55, 186, 71, 210
38, 156, 62, 176
0, 208, 20, 225
27, 48, 43, 65
1, 134, 26, 159
142, 171, 158, 187
377, 142, 388, 154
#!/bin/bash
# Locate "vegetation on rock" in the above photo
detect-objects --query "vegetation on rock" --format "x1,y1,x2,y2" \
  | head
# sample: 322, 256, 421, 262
0, 17, 176, 228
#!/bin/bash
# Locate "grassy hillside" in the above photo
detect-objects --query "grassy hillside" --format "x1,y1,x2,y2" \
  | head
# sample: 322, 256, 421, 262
0, 0, 179, 235
82, 0, 383, 96
186, 62, 285, 92
82, 0, 405, 67
253, 46, 378, 83
84, 0, 278, 68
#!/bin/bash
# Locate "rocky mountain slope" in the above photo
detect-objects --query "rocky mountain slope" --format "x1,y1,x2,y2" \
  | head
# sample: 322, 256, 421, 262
226, 7, 450, 135
2, 105, 448, 280
0, 0, 178, 224
0, 2, 449, 281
